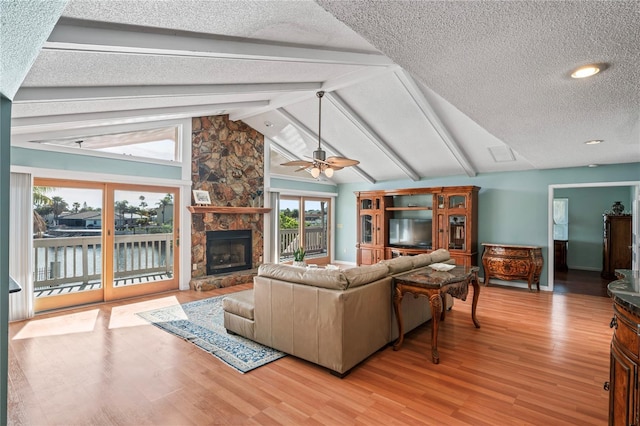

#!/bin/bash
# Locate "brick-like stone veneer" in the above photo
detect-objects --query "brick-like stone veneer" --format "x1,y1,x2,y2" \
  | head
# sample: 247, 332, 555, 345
190, 115, 264, 289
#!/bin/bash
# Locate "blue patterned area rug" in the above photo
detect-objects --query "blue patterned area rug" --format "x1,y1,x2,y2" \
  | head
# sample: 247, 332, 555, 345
136, 294, 285, 373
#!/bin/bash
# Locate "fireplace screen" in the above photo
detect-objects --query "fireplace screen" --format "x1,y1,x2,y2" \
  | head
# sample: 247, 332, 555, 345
206, 230, 252, 275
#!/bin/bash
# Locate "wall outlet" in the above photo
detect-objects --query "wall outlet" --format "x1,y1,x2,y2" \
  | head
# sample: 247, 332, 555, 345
192, 263, 197, 271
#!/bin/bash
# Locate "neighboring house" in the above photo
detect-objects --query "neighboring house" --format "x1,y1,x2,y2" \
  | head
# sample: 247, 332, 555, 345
57, 211, 102, 228
156, 203, 174, 225
114, 212, 143, 229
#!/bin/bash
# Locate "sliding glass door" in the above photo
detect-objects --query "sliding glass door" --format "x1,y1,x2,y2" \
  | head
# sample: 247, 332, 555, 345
33, 180, 105, 311
107, 187, 178, 300
33, 179, 179, 312
279, 196, 331, 265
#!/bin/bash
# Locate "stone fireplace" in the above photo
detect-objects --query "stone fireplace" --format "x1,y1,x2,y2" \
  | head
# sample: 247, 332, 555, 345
189, 115, 264, 290
206, 229, 252, 276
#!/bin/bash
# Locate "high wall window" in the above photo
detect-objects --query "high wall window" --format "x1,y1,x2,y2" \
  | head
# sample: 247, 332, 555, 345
29, 126, 180, 162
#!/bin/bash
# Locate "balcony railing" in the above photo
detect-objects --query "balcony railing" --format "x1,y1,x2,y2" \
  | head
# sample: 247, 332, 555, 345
280, 227, 327, 259
33, 233, 173, 290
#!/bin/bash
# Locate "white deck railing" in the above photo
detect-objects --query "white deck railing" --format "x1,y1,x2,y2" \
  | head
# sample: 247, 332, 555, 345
279, 227, 327, 259
33, 233, 173, 289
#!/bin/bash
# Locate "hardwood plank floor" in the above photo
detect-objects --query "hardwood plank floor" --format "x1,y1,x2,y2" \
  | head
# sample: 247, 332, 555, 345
8, 284, 613, 425
554, 268, 612, 297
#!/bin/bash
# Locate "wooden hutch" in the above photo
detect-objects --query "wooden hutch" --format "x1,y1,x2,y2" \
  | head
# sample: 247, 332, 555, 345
602, 214, 632, 279
356, 186, 479, 267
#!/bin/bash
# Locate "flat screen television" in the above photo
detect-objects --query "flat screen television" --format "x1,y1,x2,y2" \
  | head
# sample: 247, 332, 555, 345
389, 218, 432, 248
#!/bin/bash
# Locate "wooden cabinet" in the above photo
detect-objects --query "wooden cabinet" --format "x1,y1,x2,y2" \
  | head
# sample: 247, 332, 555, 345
554, 240, 568, 272
435, 187, 479, 267
481, 244, 544, 291
356, 193, 391, 265
602, 215, 632, 279
609, 300, 640, 425
355, 186, 479, 266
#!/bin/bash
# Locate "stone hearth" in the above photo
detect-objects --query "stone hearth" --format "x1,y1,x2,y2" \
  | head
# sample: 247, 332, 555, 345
189, 115, 264, 290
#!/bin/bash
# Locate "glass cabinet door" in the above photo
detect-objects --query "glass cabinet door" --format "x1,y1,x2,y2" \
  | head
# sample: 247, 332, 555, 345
361, 214, 373, 244
449, 194, 466, 209
448, 215, 466, 250
360, 198, 373, 210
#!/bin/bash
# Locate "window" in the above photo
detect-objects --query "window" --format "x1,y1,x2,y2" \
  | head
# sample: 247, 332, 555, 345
30, 126, 179, 162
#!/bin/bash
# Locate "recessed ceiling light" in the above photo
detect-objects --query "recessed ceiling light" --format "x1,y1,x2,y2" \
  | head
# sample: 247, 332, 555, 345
584, 139, 603, 145
264, 121, 274, 128
570, 63, 607, 79
588, 164, 599, 168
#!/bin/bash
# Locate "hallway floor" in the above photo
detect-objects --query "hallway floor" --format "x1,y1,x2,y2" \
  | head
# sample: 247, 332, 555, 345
553, 268, 613, 297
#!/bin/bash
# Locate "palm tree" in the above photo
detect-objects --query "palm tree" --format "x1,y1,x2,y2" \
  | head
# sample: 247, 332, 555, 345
33, 186, 53, 207
114, 200, 129, 228
51, 196, 68, 226
138, 195, 149, 226
72, 202, 80, 213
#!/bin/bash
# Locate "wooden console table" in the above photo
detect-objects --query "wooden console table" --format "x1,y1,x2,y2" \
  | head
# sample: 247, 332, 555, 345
392, 265, 480, 364
481, 243, 544, 291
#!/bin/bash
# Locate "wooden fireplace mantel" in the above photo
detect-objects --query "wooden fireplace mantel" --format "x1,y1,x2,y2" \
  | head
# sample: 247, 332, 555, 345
187, 206, 271, 214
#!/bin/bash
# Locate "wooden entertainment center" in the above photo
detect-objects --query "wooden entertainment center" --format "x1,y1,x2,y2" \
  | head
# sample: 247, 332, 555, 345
355, 186, 479, 267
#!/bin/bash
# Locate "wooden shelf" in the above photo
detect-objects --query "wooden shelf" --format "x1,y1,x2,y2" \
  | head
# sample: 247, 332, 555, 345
386, 206, 432, 211
187, 206, 271, 214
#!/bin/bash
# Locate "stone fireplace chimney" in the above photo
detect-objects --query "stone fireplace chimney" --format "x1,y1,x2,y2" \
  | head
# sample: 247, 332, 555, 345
189, 115, 264, 288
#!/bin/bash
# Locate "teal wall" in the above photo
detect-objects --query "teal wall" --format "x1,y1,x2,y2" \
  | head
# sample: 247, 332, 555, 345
335, 163, 640, 286
11, 146, 182, 180
270, 177, 337, 194
555, 187, 633, 270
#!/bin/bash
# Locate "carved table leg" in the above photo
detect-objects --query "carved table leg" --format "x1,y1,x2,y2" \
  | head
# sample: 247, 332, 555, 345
428, 292, 443, 364
392, 286, 404, 351
470, 275, 481, 329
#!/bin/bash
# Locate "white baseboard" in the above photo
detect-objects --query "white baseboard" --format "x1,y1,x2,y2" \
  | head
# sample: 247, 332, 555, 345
567, 266, 601, 272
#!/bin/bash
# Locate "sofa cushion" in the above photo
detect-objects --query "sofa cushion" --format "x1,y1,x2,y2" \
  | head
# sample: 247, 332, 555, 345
430, 248, 450, 263
222, 289, 255, 320
379, 256, 414, 274
258, 263, 349, 290
343, 264, 389, 288
411, 253, 433, 269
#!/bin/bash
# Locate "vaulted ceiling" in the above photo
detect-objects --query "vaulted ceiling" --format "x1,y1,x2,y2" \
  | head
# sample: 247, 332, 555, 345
4, 0, 639, 184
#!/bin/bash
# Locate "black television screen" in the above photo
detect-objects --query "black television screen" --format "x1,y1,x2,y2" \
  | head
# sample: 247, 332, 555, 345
389, 218, 432, 248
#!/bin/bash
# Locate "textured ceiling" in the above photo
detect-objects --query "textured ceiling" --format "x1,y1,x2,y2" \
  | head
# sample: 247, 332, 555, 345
6, 0, 640, 184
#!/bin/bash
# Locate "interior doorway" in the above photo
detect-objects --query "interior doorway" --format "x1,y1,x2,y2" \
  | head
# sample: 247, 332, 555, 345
548, 181, 639, 294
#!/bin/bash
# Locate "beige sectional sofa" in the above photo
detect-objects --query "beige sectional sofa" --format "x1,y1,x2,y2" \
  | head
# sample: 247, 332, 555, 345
223, 249, 453, 376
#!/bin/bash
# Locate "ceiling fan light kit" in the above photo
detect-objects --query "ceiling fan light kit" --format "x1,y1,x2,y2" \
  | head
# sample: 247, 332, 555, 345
281, 91, 359, 178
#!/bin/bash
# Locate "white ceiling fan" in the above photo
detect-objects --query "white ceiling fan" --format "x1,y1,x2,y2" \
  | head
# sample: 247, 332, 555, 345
281, 91, 359, 178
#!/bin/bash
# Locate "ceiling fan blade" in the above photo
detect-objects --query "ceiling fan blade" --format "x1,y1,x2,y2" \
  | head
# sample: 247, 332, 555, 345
281, 160, 313, 167
294, 166, 309, 172
326, 156, 360, 167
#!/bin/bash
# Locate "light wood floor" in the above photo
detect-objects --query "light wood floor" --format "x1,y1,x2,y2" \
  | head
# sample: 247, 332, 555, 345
8, 283, 612, 425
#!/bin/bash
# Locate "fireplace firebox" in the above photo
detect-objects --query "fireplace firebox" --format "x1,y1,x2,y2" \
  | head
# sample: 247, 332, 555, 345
206, 230, 252, 276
